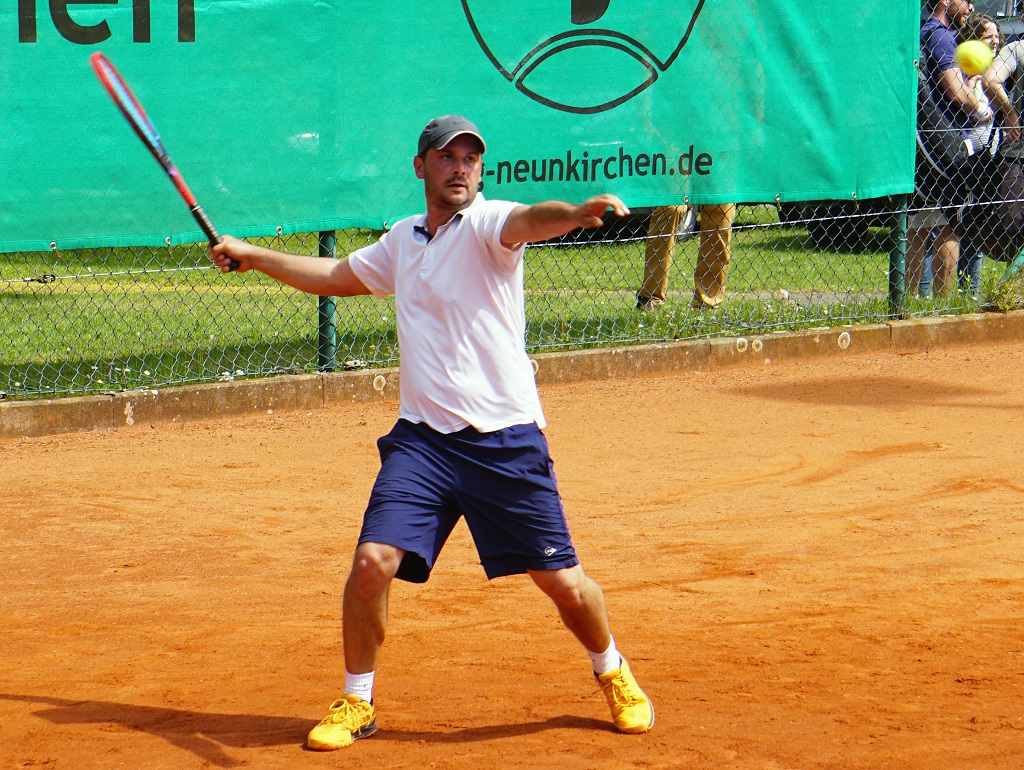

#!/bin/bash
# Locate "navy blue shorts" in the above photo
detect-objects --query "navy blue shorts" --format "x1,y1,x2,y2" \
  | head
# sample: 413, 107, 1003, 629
359, 419, 579, 582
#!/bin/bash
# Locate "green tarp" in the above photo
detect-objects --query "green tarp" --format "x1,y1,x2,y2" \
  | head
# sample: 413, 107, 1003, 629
0, 0, 918, 252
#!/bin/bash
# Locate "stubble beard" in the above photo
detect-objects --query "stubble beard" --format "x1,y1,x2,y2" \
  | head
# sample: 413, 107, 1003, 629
952, 1, 971, 29
433, 177, 476, 212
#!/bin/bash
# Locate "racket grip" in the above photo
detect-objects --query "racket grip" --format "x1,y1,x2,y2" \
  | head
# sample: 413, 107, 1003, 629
190, 203, 239, 272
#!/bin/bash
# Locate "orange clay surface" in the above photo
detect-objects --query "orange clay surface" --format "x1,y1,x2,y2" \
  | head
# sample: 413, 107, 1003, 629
2, 343, 1024, 770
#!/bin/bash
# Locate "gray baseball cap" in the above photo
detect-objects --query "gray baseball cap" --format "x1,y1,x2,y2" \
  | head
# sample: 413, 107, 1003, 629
417, 115, 487, 156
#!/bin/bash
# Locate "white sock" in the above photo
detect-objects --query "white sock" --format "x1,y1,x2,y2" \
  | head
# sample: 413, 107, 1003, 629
345, 670, 375, 703
588, 639, 622, 676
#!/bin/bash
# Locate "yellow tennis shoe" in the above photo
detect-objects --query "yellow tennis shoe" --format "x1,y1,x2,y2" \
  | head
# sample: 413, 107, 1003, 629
596, 658, 654, 734
306, 694, 378, 751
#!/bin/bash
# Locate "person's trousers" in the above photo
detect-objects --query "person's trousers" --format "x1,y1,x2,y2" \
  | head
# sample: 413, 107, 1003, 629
639, 203, 737, 307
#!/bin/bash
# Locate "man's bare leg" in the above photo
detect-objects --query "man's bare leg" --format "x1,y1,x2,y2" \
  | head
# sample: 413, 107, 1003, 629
932, 225, 959, 297
529, 565, 654, 734
343, 542, 404, 674
529, 564, 611, 652
307, 541, 403, 751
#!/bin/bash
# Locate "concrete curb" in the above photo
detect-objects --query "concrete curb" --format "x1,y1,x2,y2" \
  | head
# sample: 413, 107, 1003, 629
4, 312, 1024, 440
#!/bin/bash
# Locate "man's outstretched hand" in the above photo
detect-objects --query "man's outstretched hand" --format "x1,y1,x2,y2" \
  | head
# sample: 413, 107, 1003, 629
575, 194, 630, 229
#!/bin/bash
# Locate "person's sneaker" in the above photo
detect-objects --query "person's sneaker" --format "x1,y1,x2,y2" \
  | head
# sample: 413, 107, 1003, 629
636, 296, 663, 313
306, 694, 377, 751
596, 658, 654, 734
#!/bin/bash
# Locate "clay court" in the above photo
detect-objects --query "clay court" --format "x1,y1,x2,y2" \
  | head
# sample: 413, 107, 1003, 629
2, 341, 1023, 769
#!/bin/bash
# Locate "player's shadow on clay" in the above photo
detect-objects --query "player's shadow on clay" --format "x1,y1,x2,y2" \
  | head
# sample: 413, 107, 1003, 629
379, 714, 615, 743
0, 693, 612, 766
0, 693, 305, 768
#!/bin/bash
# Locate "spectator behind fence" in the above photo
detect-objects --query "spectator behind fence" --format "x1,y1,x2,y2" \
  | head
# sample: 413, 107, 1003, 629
959, 14, 1002, 154
907, 212, 960, 297
910, 0, 989, 296
956, 13, 1004, 293
921, 1, 989, 129
636, 203, 737, 312
984, 21, 1024, 143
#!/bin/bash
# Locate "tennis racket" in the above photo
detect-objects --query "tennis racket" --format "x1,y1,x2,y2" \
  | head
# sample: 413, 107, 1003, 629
89, 52, 237, 270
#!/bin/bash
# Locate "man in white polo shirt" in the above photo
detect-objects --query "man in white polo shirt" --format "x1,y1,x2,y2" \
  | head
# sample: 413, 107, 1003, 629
210, 115, 654, 750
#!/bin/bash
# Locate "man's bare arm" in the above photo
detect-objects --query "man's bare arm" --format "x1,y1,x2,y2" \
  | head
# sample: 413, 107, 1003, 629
939, 67, 985, 115
209, 236, 372, 297
500, 194, 630, 247
984, 58, 1021, 142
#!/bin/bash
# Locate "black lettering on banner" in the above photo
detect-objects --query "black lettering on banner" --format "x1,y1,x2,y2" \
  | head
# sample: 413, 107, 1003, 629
17, 0, 196, 42
549, 157, 564, 181
18, 0, 36, 41
488, 145, 715, 185
133, 0, 150, 42
618, 146, 632, 177
178, 0, 195, 42
565, 151, 580, 182
51, 0, 116, 45
678, 145, 694, 175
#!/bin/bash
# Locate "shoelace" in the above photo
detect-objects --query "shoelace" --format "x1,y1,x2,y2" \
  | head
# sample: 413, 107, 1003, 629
602, 674, 643, 707
324, 697, 371, 726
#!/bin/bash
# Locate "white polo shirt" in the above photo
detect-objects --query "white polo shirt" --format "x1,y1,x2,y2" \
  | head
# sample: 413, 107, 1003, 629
348, 197, 546, 434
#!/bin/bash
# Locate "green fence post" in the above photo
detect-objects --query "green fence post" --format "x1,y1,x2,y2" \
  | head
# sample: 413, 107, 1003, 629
317, 231, 337, 372
888, 194, 908, 318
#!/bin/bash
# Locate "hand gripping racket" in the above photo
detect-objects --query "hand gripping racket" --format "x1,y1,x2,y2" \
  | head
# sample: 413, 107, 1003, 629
89, 52, 238, 270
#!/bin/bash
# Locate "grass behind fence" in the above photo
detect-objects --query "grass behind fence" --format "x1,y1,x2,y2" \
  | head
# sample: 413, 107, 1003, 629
0, 204, 1004, 399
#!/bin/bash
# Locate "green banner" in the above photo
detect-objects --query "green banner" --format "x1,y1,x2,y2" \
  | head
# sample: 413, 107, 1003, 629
0, 1, 917, 253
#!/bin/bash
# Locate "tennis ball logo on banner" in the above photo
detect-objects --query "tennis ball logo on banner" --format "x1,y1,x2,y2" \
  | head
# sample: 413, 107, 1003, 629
461, 0, 705, 114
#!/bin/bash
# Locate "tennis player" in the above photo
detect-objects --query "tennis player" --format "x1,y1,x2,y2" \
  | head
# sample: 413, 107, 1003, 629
210, 115, 654, 750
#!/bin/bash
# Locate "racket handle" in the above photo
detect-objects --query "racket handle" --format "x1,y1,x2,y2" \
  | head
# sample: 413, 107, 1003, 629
190, 203, 239, 272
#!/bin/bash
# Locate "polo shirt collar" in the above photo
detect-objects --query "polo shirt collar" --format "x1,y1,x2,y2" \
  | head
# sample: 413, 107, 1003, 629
416, 195, 487, 240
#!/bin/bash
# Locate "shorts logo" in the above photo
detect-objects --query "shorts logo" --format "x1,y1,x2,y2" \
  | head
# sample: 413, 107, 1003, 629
461, 0, 706, 114
544, 547, 557, 556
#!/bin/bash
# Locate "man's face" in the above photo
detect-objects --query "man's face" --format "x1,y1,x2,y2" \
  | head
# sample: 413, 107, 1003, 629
414, 134, 484, 212
948, 0, 974, 28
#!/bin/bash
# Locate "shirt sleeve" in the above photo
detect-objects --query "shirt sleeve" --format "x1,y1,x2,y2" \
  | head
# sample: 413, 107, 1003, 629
471, 199, 525, 273
927, 26, 957, 73
996, 40, 1024, 73
348, 230, 397, 297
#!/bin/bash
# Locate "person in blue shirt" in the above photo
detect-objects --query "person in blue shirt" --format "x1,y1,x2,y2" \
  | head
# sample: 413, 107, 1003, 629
921, 0, 991, 132
912, 0, 991, 296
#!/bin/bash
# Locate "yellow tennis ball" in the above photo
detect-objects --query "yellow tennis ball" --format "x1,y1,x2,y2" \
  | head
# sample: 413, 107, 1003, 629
955, 40, 995, 76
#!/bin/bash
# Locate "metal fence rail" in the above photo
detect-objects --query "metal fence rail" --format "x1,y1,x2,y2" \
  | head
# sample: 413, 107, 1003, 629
3, 196, 1022, 400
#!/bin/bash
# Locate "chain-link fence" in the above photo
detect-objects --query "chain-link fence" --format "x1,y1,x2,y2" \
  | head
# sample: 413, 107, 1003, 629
19, 5, 1024, 401
12, 3, 1024, 404
5, 194, 1024, 401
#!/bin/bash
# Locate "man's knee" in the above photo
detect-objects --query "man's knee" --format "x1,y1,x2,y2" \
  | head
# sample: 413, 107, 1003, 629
530, 565, 597, 609
348, 543, 403, 596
